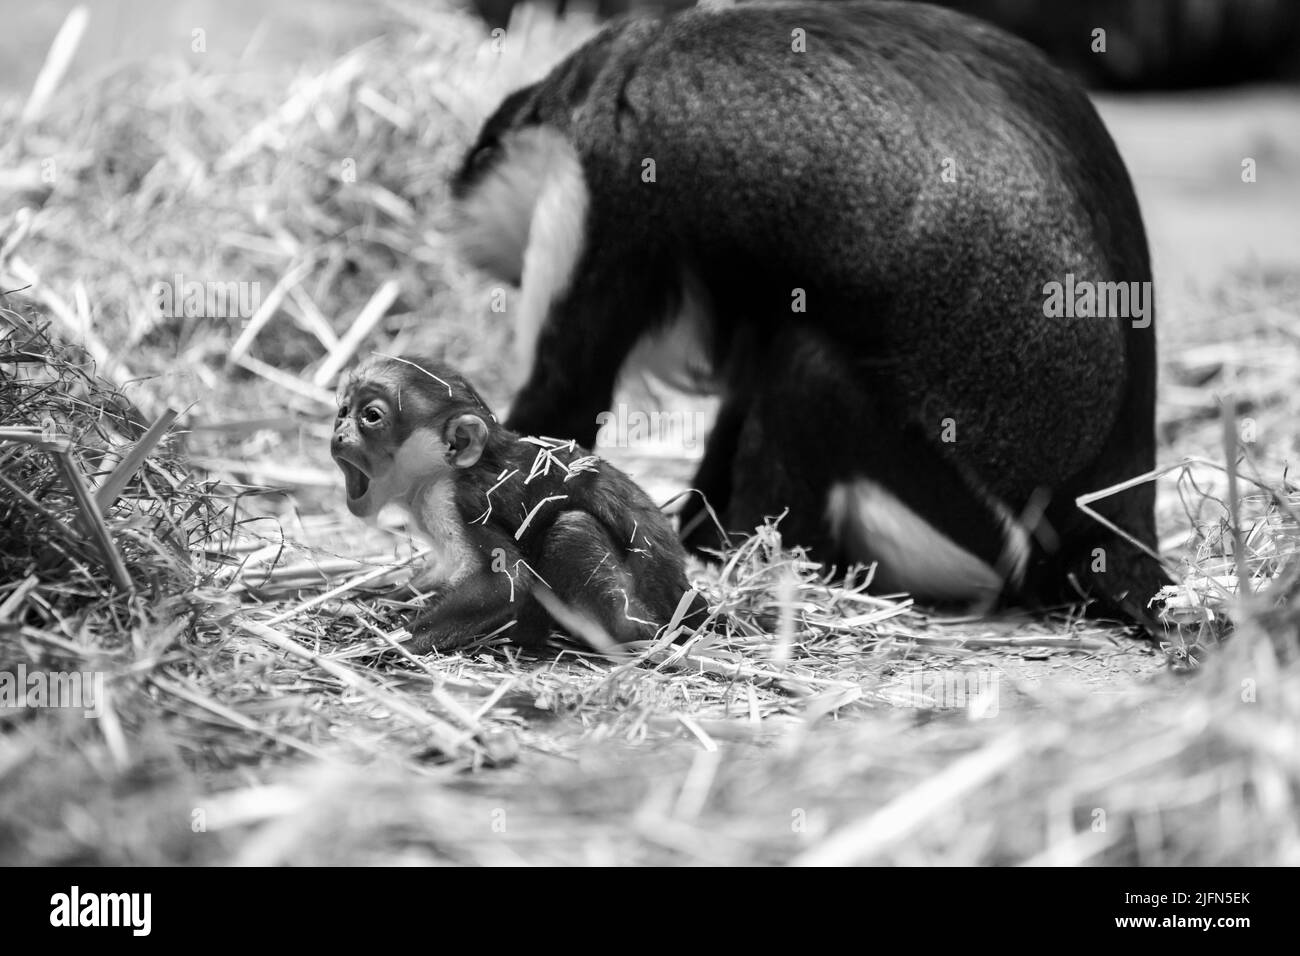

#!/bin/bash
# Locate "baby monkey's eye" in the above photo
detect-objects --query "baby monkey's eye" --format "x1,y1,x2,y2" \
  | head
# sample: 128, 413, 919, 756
468, 141, 498, 175
337, 405, 348, 420
361, 405, 384, 427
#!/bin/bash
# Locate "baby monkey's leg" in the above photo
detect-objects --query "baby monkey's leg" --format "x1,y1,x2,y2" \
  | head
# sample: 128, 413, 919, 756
408, 527, 547, 652
534, 512, 663, 646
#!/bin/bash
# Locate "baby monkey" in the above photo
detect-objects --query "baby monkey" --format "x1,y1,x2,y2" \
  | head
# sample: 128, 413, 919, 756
332, 355, 702, 652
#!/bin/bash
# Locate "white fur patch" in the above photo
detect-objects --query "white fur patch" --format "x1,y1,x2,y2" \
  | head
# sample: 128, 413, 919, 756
405, 476, 476, 591
985, 491, 1033, 592
368, 427, 469, 587
514, 134, 588, 382
387, 426, 446, 492
619, 273, 717, 396
453, 126, 589, 386
827, 478, 1005, 602
385, 427, 473, 589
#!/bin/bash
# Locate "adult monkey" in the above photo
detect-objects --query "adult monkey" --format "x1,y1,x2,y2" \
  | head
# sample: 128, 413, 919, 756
450, 1, 1168, 626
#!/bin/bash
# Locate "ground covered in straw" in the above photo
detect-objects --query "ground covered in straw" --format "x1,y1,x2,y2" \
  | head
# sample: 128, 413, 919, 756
1, 3, 1298, 865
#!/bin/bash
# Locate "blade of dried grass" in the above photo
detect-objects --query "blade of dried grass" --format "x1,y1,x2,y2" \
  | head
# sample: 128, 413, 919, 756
227, 258, 317, 363
237, 617, 472, 758
92, 408, 178, 512
53, 446, 132, 591
532, 583, 622, 657
792, 731, 1034, 866
216, 46, 373, 171
365, 625, 490, 735
260, 546, 430, 625
286, 285, 341, 352
150, 674, 329, 760
1222, 399, 1251, 600
0, 574, 40, 619
20, 5, 89, 125
311, 279, 402, 387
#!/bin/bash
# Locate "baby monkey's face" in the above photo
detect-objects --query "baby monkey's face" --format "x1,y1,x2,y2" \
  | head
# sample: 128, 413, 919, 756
331, 377, 405, 518
331, 358, 490, 519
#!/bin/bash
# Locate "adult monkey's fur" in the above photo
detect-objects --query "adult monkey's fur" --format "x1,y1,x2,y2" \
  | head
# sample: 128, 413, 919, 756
452, 1, 1168, 628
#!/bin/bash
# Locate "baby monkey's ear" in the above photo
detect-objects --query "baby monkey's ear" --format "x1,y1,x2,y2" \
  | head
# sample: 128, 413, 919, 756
445, 413, 489, 468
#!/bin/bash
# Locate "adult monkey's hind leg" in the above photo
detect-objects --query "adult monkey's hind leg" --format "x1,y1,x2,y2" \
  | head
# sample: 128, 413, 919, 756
679, 393, 746, 556
504, 242, 678, 447
722, 329, 1026, 606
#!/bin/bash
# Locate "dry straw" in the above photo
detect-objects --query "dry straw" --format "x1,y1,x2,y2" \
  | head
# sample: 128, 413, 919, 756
1, 2, 1297, 865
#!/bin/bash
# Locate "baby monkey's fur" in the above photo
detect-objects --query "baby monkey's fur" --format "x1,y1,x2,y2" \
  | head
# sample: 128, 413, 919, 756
332, 355, 701, 652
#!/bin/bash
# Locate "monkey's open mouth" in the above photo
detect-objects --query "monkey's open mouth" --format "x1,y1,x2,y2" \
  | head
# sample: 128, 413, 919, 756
338, 459, 371, 502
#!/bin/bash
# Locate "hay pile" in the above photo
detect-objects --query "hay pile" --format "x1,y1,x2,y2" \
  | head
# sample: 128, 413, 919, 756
0, 4, 597, 425
1, 2, 1298, 866
2, 320, 1295, 864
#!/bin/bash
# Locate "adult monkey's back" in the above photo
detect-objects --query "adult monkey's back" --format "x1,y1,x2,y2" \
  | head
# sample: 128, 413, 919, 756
451, 1, 1167, 626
